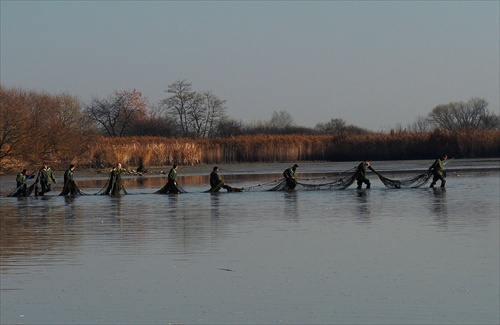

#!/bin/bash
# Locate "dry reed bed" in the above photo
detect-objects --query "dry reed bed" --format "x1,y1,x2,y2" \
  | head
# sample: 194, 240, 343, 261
86, 130, 499, 169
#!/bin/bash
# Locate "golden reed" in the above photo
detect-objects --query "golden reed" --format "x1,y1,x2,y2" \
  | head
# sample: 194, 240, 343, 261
85, 130, 499, 169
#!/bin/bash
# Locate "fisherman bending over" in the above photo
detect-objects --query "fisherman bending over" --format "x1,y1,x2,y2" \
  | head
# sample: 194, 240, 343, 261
428, 154, 448, 188
13, 169, 29, 196
283, 164, 299, 191
209, 166, 241, 192
356, 160, 373, 189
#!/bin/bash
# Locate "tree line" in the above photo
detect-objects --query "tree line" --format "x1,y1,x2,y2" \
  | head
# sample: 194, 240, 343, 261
1, 82, 498, 172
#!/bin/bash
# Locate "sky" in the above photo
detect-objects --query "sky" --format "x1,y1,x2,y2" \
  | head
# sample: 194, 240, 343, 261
1, 1, 499, 131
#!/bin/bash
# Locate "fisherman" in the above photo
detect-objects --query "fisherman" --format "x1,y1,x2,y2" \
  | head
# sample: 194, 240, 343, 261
167, 164, 180, 194
428, 154, 448, 188
60, 164, 82, 195
14, 169, 29, 196
209, 166, 241, 192
283, 164, 299, 191
356, 160, 373, 189
64, 164, 75, 185
34, 162, 57, 195
103, 162, 125, 195
155, 164, 185, 194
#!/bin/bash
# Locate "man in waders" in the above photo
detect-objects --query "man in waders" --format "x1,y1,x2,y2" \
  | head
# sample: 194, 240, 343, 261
356, 160, 373, 189
428, 154, 448, 188
14, 169, 29, 196
209, 166, 241, 192
167, 164, 180, 194
61, 164, 82, 195
283, 164, 299, 191
35, 162, 57, 195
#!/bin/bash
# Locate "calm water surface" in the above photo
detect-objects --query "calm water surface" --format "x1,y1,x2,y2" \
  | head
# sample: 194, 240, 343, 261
1, 160, 499, 324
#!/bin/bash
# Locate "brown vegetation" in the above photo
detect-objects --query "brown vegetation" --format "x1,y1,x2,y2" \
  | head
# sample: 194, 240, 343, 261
82, 130, 498, 170
0, 86, 94, 172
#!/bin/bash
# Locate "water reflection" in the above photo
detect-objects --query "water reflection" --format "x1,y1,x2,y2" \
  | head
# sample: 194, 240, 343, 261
210, 194, 221, 219
0, 168, 498, 324
430, 188, 448, 226
284, 191, 299, 220
111, 196, 124, 230
355, 189, 371, 220
64, 196, 76, 219
16, 197, 29, 219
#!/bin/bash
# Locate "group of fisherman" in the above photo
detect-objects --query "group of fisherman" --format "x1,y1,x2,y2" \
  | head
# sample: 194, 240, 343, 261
10, 154, 448, 197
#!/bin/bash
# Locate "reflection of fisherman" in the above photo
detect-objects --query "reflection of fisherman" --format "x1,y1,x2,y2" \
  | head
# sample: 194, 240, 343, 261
356, 160, 373, 189
14, 169, 29, 196
104, 162, 125, 195
35, 162, 57, 195
167, 164, 180, 194
428, 154, 448, 188
60, 164, 82, 195
209, 166, 240, 192
283, 164, 299, 190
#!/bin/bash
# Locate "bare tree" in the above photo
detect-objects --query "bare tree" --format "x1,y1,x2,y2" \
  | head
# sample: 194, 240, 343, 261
128, 103, 177, 136
269, 110, 294, 129
429, 97, 499, 130
162, 81, 229, 138
162, 80, 198, 137
85, 89, 147, 137
408, 116, 432, 132
200, 91, 228, 138
315, 118, 346, 134
215, 118, 243, 137
186, 92, 207, 138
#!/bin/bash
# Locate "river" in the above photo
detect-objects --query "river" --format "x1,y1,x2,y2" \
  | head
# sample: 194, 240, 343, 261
1, 159, 499, 324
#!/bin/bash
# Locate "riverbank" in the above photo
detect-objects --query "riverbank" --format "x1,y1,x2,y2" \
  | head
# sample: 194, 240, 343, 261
2, 130, 498, 174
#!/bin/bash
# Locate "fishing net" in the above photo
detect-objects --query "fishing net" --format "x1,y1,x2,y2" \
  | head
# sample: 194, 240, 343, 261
373, 169, 432, 189
254, 168, 431, 191
376, 158, 452, 189
241, 168, 359, 192
59, 179, 84, 195
8, 174, 36, 197
8, 186, 27, 197
236, 178, 284, 192
155, 182, 187, 194
205, 181, 243, 193
25, 183, 36, 196
95, 174, 128, 195
297, 170, 359, 190
32, 183, 54, 196
268, 179, 289, 191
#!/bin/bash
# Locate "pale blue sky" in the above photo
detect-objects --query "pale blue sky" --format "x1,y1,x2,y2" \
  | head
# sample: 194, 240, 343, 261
1, 1, 499, 131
